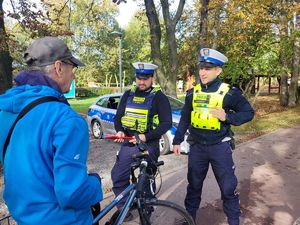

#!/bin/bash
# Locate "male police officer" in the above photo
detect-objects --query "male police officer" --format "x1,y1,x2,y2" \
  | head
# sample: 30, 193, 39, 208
111, 62, 172, 208
172, 48, 254, 225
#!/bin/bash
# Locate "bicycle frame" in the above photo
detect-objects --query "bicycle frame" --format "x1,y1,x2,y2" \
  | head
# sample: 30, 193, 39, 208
93, 134, 158, 225
92, 183, 137, 225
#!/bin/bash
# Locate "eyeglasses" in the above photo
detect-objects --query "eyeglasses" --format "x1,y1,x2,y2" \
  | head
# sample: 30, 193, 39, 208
61, 60, 78, 74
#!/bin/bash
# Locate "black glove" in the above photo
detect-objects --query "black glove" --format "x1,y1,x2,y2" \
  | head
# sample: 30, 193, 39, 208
91, 202, 101, 225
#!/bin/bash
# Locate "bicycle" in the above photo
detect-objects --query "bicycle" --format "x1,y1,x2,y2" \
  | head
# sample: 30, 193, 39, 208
93, 134, 195, 225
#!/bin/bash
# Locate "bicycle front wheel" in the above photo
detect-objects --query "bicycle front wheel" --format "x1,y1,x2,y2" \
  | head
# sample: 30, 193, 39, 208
123, 199, 195, 225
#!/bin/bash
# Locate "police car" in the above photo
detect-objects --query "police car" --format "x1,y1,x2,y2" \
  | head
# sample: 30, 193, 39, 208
87, 93, 189, 155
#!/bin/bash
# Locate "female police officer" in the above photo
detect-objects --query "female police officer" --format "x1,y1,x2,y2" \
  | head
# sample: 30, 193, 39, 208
172, 48, 254, 225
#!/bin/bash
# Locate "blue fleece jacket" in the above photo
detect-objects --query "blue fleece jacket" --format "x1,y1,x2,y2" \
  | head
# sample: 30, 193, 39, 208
0, 71, 103, 225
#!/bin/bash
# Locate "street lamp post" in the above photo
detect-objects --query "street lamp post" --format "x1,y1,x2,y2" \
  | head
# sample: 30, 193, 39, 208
111, 31, 123, 93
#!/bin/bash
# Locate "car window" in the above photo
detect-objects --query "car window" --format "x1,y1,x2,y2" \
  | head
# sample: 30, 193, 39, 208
107, 96, 121, 109
96, 98, 109, 107
167, 96, 184, 111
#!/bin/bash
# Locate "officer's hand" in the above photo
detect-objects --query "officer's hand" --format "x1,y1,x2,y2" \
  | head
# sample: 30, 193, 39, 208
173, 145, 181, 156
114, 131, 125, 143
129, 134, 146, 144
211, 107, 226, 121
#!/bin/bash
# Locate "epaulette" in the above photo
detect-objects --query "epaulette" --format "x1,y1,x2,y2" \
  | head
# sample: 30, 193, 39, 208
230, 86, 242, 91
186, 88, 194, 97
228, 86, 242, 95
186, 87, 193, 93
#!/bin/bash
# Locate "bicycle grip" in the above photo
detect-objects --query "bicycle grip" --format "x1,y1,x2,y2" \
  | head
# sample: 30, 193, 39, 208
156, 161, 164, 167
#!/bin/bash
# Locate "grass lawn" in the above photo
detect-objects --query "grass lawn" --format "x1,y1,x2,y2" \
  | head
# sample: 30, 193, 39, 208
233, 104, 300, 143
231, 94, 300, 143
68, 96, 99, 114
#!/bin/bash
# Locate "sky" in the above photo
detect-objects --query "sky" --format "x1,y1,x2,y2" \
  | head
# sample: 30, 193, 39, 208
116, 1, 138, 28
115, 0, 192, 28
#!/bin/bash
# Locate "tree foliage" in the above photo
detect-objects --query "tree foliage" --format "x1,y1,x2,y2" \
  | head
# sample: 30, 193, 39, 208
1, 0, 300, 107
122, 11, 152, 85
69, 0, 119, 87
176, 0, 300, 104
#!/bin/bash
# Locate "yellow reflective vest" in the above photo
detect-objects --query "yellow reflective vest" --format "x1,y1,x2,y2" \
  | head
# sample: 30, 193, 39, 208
121, 87, 160, 133
191, 83, 230, 130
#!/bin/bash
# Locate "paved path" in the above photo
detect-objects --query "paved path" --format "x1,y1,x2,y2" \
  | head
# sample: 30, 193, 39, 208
100, 124, 300, 225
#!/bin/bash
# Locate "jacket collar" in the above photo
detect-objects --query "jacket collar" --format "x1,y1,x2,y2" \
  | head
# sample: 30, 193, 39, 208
14, 71, 62, 93
200, 77, 222, 92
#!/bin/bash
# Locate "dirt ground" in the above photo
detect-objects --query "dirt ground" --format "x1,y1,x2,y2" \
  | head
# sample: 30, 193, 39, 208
250, 95, 288, 117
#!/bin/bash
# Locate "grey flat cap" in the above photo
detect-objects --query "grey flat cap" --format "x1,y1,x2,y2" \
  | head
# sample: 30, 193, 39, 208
24, 36, 85, 67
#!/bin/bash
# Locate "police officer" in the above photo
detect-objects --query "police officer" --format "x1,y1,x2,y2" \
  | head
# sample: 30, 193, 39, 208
111, 62, 172, 209
172, 48, 254, 225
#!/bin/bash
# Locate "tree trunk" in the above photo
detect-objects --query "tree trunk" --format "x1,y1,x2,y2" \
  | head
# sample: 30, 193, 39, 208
144, 0, 185, 97
160, 0, 185, 97
279, 4, 289, 107
144, 0, 164, 89
199, 0, 210, 49
280, 74, 289, 106
288, 13, 300, 106
0, 0, 13, 94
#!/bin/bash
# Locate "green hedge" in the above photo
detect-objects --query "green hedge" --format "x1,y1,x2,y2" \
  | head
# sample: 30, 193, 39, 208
75, 87, 120, 97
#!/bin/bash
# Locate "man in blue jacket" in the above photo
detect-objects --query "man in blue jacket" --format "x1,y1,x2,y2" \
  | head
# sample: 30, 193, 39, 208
0, 37, 103, 225
173, 48, 254, 225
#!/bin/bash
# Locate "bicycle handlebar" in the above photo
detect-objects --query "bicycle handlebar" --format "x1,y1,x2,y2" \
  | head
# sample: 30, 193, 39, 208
105, 133, 147, 153
132, 151, 149, 159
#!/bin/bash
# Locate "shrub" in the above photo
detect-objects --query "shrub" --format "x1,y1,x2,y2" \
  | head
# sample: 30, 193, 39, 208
75, 87, 119, 97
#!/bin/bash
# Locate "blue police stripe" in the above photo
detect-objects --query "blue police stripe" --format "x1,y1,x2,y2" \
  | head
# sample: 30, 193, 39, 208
135, 69, 155, 74
202, 57, 224, 66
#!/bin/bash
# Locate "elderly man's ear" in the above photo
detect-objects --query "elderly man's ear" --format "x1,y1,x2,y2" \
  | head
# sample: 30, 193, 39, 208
54, 61, 63, 78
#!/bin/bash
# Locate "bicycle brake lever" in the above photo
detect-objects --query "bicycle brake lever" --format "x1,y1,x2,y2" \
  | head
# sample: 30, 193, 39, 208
134, 133, 141, 143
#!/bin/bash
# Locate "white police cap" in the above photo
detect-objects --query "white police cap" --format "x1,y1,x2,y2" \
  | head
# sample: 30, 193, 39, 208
199, 48, 228, 67
132, 62, 158, 79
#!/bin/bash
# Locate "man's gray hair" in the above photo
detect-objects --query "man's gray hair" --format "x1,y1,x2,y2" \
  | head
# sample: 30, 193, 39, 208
42, 65, 54, 76
27, 65, 54, 77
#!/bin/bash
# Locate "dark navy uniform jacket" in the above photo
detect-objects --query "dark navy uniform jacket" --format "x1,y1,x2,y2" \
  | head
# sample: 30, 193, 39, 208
173, 77, 254, 145
115, 87, 172, 149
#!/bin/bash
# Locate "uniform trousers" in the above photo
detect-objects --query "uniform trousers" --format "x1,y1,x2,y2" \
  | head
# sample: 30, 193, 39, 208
111, 141, 159, 208
185, 141, 240, 225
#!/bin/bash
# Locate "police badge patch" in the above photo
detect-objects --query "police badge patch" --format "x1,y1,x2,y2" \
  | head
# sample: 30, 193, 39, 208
138, 63, 144, 69
203, 48, 210, 56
